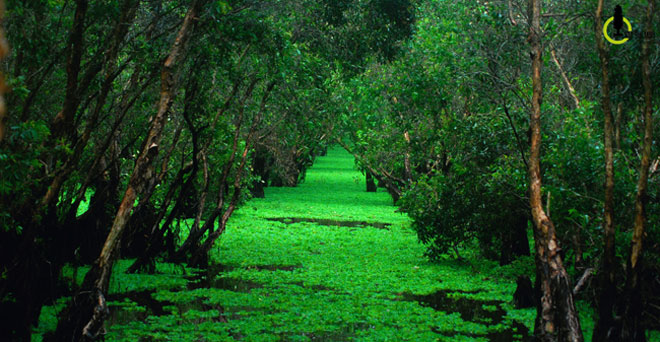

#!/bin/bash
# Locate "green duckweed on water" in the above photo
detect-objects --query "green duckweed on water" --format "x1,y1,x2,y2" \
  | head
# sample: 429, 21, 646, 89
34, 147, 659, 341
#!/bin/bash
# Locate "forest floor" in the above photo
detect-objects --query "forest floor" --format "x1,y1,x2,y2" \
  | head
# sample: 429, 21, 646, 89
34, 147, 659, 341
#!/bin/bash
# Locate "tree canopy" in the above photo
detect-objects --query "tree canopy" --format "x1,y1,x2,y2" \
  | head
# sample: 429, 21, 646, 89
0, 0, 658, 341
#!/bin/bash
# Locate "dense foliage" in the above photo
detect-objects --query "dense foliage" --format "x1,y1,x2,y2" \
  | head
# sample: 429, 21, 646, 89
335, 0, 659, 338
0, 0, 658, 341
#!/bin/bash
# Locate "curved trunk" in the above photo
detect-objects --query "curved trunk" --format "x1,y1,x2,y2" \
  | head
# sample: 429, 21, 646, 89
52, 2, 202, 339
527, 1, 583, 341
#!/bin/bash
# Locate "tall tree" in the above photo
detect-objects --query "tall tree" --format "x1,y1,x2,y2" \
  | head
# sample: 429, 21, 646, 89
593, 0, 617, 339
620, 1, 655, 340
527, 0, 583, 341
53, 1, 204, 340
0, 0, 7, 143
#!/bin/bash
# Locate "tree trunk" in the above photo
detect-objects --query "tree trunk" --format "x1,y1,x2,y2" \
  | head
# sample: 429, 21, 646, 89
403, 131, 412, 181
366, 170, 377, 192
52, 2, 202, 340
43, 0, 138, 213
619, 2, 655, 340
336, 139, 403, 204
250, 149, 268, 198
549, 46, 580, 109
527, 1, 583, 341
129, 82, 203, 260
188, 81, 275, 266
127, 161, 193, 273
176, 78, 258, 258
67, 65, 155, 221
500, 211, 530, 265
0, 0, 7, 144
50, 0, 88, 142
189, 144, 247, 267
593, 0, 618, 339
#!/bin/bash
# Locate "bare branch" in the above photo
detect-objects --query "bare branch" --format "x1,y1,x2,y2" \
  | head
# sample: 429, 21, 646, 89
572, 268, 594, 295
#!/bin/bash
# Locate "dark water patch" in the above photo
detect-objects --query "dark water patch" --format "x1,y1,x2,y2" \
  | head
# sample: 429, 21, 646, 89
244, 264, 300, 271
486, 320, 531, 342
398, 290, 530, 341
266, 217, 391, 230
282, 323, 372, 342
226, 305, 263, 317
185, 263, 233, 280
107, 290, 171, 322
401, 290, 504, 323
288, 281, 335, 292
186, 262, 297, 291
181, 303, 229, 324
211, 277, 264, 292
106, 291, 226, 326
431, 321, 531, 342
187, 275, 264, 292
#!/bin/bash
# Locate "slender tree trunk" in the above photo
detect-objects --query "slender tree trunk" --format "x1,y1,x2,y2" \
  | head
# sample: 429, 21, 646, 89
403, 131, 412, 181
593, 1, 618, 339
250, 149, 268, 197
619, 2, 655, 340
336, 139, 403, 203
176, 78, 258, 257
527, 1, 583, 341
68, 66, 156, 218
127, 160, 193, 273
52, 2, 202, 340
189, 146, 246, 267
20, 61, 55, 122
549, 46, 580, 109
188, 81, 276, 266
366, 170, 377, 192
615, 102, 622, 150
0, 0, 7, 144
42, 0, 138, 212
41, 0, 90, 209
193, 152, 210, 228
50, 0, 88, 141
500, 211, 530, 265
73, 0, 139, 157
128, 77, 204, 271
122, 122, 183, 258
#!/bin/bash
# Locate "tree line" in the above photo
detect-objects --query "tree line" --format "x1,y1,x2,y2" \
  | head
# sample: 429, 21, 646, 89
0, 0, 381, 339
0, 0, 658, 341
335, 0, 658, 341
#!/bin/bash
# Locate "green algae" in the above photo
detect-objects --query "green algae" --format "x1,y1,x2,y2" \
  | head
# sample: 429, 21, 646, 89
33, 147, 653, 341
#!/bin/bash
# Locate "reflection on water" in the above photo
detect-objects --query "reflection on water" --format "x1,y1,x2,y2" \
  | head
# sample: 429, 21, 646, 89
106, 265, 532, 341
266, 217, 391, 229
399, 290, 531, 341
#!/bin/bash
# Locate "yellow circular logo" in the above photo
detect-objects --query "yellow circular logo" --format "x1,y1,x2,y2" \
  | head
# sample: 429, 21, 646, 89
603, 16, 632, 45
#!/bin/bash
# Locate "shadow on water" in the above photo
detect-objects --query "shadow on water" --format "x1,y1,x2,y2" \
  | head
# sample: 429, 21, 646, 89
106, 291, 229, 322
282, 322, 373, 342
107, 262, 299, 327
266, 217, 391, 230
185, 263, 299, 291
288, 281, 335, 292
106, 263, 370, 340
106, 290, 171, 326
399, 290, 531, 341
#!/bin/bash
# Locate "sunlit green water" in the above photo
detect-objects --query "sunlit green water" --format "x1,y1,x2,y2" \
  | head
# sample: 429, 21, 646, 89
35, 147, 658, 341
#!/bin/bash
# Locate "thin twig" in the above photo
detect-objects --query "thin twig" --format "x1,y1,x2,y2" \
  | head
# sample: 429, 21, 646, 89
573, 268, 594, 295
